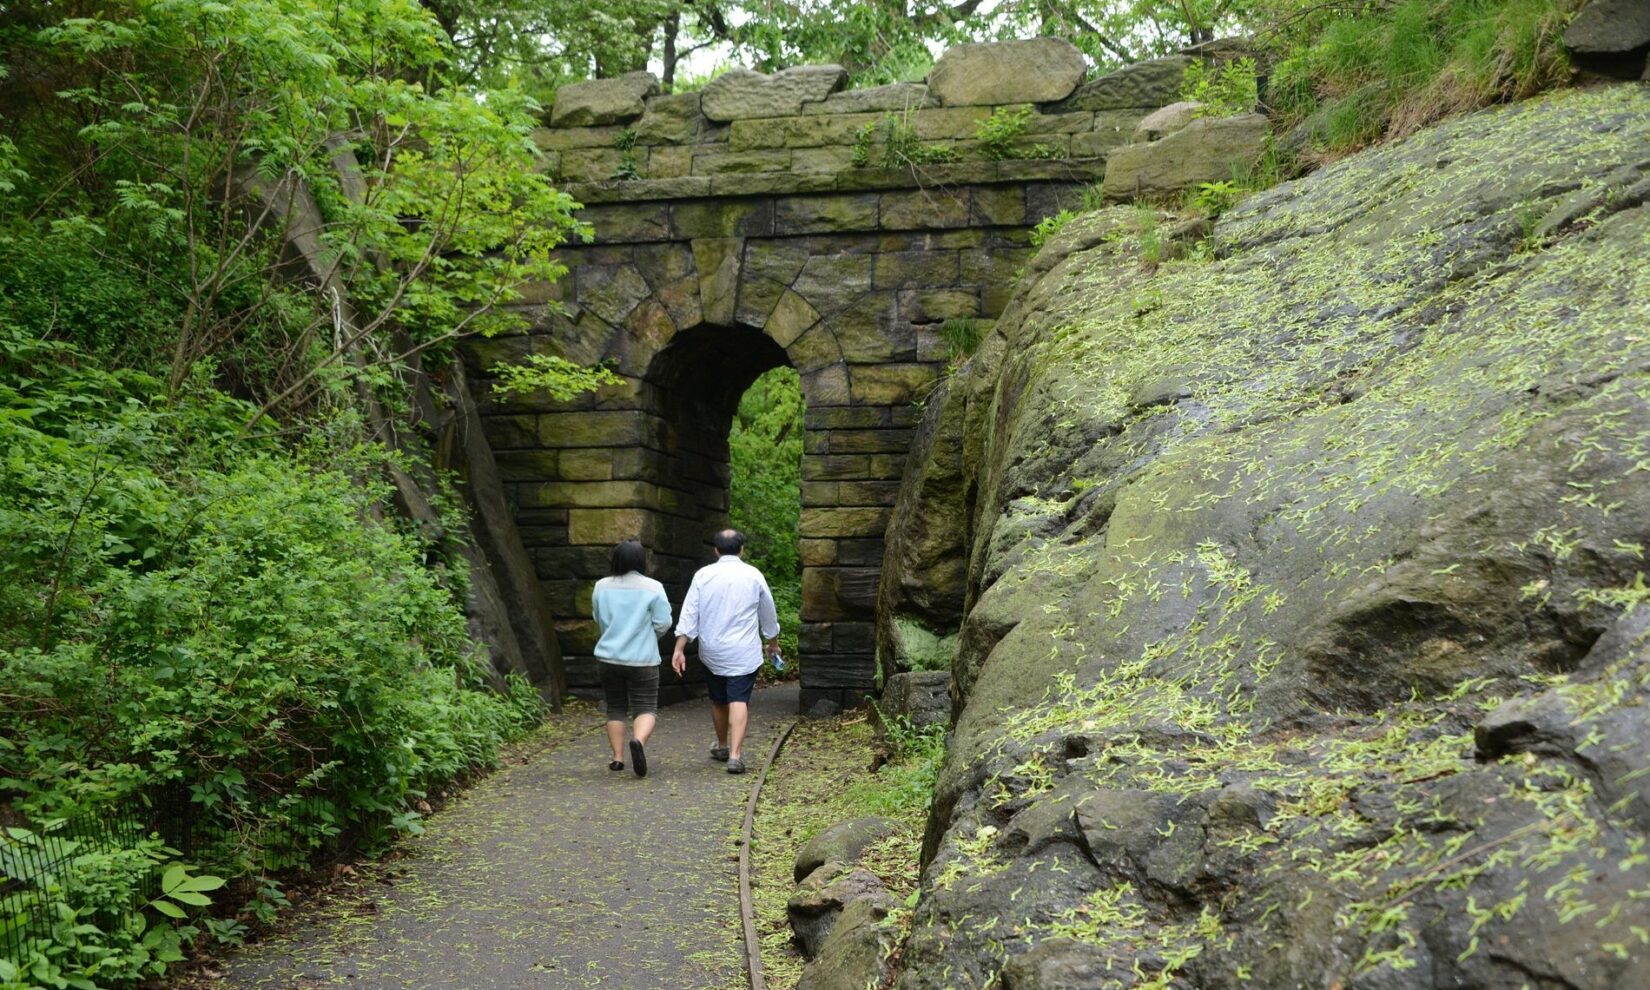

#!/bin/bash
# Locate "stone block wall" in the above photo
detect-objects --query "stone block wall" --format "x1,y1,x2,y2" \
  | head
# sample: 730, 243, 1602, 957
462, 39, 1212, 711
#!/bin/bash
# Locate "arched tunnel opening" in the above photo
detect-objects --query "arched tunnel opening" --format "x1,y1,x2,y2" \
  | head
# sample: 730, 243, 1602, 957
641, 324, 798, 694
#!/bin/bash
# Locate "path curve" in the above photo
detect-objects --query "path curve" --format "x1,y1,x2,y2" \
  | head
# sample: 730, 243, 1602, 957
222, 684, 799, 990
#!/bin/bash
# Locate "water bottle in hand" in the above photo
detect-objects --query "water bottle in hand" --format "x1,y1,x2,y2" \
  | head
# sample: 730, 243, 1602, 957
770, 651, 787, 673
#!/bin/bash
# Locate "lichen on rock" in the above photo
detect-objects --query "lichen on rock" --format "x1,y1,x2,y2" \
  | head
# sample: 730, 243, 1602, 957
880, 85, 1650, 990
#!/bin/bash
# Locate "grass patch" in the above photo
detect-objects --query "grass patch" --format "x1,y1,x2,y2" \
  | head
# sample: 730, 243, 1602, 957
1267, 0, 1582, 156
749, 714, 939, 990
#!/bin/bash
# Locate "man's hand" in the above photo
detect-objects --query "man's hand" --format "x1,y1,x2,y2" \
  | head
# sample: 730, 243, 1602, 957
763, 638, 780, 658
672, 637, 688, 678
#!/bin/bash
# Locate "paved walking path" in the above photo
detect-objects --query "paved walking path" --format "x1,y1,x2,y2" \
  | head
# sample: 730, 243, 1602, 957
221, 684, 798, 990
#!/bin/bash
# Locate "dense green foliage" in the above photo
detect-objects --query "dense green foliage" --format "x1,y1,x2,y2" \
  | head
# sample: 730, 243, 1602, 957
0, 0, 584, 412
0, 0, 592, 984
0, 330, 542, 988
427, 0, 1262, 95
729, 367, 804, 671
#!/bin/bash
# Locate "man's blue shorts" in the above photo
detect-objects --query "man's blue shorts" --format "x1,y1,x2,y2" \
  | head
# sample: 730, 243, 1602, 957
706, 671, 757, 705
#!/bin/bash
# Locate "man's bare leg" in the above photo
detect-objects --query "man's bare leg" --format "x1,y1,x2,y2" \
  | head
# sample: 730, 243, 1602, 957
727, 701, 748, 761
711, 702, 729, 748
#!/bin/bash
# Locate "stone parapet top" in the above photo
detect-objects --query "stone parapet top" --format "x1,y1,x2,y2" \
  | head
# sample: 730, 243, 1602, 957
564, 157, 1109, 204
537, 40, 1200, 188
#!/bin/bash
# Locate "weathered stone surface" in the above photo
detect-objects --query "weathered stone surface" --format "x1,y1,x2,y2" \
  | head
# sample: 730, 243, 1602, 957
878, 670, 951, 727
1565, 0, 1650, 55
880, 188, 970, 230
643, 145, 695, 179
673, 200, 772, 238
691, 148, 792, 175
550, 71, 659, 127
1133, 100, 1203, 141
729, 113, 875, 151
767, 289, 821, 347
886, 86, 1650, 990
847, 362, 936, 405
1101, 112, 1267, 199
794, 817, 902, 882
633, 91, 706, 143
556, 147, 627, 183
573, 264, 651, 323
927, 39, 1087, 107
773, 193, 880, 234
690, 237, 741, 326
800, 506, 892, 540
580, 203, 669, 244
565, 176, 712, 204
1048, 55, 1194, 112
534, 124, 631, 151
787, 863, 895, 958
701, 66, 849, 121
804, 82, 935, 115
794, 897, 896, 990
801, 566, 881, 620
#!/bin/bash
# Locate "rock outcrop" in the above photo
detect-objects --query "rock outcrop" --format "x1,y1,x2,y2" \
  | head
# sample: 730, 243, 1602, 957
881, 85, 1650, 989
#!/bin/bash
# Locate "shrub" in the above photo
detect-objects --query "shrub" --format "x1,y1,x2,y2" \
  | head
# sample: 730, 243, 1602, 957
850, 113, 959, 170
975, 107, 1032, 160
1180, 57, 1259, 116
0, 326, 539, 985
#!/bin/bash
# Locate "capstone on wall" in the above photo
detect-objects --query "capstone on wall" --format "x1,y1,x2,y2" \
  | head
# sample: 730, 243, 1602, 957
460, 38, 1260, 711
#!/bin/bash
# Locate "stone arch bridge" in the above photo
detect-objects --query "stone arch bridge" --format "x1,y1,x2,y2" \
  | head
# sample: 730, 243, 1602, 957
460, 39, 1266, 710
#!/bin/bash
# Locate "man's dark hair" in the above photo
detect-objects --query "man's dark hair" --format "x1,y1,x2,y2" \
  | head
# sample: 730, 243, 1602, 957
610, 539, 648, 576
713, 529, 746, 556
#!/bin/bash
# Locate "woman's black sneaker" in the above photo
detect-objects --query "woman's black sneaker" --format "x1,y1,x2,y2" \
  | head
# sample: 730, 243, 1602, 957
629, 739, 648, 778
608, 760, 624, 772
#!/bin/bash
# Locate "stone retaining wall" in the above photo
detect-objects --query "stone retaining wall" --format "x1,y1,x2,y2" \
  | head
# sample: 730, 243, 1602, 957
462, 38, 1261, 711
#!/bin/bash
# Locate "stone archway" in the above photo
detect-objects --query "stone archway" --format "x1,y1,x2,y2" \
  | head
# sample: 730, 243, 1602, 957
461, 41, 1252, 710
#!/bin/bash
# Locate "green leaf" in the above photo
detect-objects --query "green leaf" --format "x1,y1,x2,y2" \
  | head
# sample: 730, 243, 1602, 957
180, 873, 226, 892
169, 890, 213, 907
161, 863, 188, 894
150, 899, 187, 919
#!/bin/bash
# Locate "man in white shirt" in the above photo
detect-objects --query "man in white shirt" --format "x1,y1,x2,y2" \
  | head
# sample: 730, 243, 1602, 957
671, 529, 780, 774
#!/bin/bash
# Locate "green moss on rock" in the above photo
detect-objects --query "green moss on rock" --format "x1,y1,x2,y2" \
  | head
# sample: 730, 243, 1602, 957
882, 85, 1650, 990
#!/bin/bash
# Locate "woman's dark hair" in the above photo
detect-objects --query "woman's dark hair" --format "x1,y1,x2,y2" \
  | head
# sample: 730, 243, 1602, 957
610, 539, 648, 576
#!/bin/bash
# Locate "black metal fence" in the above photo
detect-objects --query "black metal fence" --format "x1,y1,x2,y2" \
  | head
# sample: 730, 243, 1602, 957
0, 806, 153, 964
1, 790, 330, 966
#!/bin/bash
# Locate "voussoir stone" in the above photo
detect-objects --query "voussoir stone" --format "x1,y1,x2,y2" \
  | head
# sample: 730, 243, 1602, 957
927, 38, 1087, 106
701, 66, 848, 121
794, 816, 901, 882
550, 71, 659, 127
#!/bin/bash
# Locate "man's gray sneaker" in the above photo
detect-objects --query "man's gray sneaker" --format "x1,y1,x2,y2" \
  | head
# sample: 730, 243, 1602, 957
726, 757, 746, 774
710, 744, 730, 762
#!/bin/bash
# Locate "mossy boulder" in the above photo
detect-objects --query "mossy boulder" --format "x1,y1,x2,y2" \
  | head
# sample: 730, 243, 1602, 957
883, 85, 1650, 990
795, 816, 901, 882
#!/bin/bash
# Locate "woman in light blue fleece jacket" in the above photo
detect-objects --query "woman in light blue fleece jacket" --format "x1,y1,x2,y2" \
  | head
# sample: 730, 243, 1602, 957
592, 540, 673, 777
